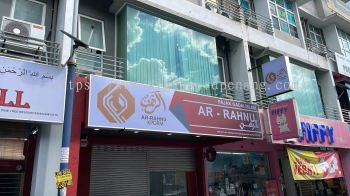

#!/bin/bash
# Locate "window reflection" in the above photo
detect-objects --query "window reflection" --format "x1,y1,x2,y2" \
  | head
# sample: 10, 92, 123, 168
118, 7, 222, 96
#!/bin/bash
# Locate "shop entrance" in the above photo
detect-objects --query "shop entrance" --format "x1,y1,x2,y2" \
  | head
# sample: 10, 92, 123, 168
89, 145, 197, 196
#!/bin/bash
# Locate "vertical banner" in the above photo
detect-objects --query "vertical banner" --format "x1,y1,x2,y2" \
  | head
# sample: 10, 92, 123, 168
268, 99, 300, 140
287, 148, 344, 180
262, 56, 293, 97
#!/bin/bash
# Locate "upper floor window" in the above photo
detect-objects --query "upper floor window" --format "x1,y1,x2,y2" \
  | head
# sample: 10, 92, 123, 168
337, 28, 350, 58
12, 0, 46, 25
308, 24, 325, 45
118, 6, 223, 97
78, 15, 106, 52
269, 0, 298, 38
239, 0, 254, 10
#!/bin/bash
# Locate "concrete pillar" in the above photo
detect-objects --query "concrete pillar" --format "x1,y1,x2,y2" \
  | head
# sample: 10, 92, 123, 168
339, 149, 350, 193
30, 124, 63, 196
294, 1, 307, 48
316, 70, 343, 121
55, 0, 75, 64
228, 40, 256, 101
323, 24, 342, 54
31, 0, 76, 195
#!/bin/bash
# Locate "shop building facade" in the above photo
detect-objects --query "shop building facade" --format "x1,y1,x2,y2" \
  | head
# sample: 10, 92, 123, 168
1, 0, 350, 196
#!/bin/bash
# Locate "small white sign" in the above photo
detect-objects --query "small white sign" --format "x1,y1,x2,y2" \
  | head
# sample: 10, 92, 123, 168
0, 56, 67, 123
335, 53, 350, 78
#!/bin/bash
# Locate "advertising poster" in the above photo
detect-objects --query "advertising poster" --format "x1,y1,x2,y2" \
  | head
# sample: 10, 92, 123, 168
268, 99, 300, 140
287, 148, 344, 180
88, 75, 262, 139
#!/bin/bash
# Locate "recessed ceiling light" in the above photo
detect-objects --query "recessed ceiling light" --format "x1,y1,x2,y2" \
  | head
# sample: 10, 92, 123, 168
93, 128, 100, 131
196, 135, 201, 138
134, 131, 139, 134
167, 133, 172, 136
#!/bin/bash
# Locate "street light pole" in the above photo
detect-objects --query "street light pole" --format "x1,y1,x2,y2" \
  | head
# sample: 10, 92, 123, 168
58, 30, 88, 196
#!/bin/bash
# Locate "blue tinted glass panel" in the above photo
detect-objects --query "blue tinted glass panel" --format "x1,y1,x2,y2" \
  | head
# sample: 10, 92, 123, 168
123, 7, 222, 96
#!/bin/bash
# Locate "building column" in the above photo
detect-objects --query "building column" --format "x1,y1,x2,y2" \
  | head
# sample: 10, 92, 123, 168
316, 70, 344, 121
67, 77, 88, 196
30, 0, 76, 195
339, 149, 350, 193
30, 124, 63, 196
228, 40, 256, 101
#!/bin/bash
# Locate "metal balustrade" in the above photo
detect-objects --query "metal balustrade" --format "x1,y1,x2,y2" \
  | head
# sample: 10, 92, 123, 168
75, 49, 124, 79
254, 86, 277, 109
254, 86, 344, 121
305, 38, 336, 61
321, 104, 342, 121
221, 87, 251, 102
205, 0, 274, 35
341, 108, 350, 123
0, 31, 60, 66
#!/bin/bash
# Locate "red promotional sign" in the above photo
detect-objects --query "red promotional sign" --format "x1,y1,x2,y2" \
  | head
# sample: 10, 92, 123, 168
268, 99, 300, 140
170, 91, 262, 138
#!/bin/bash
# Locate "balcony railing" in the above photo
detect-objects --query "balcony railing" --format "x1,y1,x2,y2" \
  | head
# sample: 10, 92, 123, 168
341, 108, 350, 123
0, 31, 60, 66
75, 49, 124, 79
254, 86, 343, 121
205, 0, 274, 35
254, 86, 277, 109
305, 38, 335, 61
221, 88, 251, 102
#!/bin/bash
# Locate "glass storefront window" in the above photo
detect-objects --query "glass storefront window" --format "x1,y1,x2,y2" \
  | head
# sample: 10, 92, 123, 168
118, 6, 223, 97
207, 152, 271, 196
150, 171, 187, 196
276, 62, 325, 118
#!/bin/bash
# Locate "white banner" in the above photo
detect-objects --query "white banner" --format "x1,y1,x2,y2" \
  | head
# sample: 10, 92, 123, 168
335, 53, 350, 78
0, 56, 67, 123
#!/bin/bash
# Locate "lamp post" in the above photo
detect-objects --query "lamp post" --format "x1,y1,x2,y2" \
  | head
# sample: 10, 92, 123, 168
58, 30, 88, 196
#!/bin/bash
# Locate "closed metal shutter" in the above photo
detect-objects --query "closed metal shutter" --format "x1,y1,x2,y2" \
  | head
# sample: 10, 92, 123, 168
148, 147, 195, 172
90, 145, 195, 196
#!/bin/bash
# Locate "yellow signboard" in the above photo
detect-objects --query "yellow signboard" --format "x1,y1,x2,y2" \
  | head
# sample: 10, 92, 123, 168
55, 169, 73, 189
287, 148, 343, 180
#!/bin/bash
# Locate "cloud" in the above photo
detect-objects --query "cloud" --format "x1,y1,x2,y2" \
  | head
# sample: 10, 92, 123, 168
127, 58, 218, 94
153, 18, 218, 64
127, 9, 143, 52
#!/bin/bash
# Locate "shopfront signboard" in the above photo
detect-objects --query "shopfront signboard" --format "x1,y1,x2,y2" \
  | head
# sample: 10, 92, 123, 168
262, 56, 293, 97
268, 99, 300, 140
287, 148, 344, 180
273, 115, 350, 148
88, 75, 262, 139
0, 56, 67, 123
335, 53, 350, 78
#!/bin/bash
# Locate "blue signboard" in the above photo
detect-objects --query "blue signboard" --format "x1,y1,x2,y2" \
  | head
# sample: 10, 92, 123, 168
262, 56, 293, 97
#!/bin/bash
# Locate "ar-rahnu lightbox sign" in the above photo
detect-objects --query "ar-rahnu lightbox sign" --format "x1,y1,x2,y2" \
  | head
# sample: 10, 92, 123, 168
262, 56, 293, 97
0, 56, 67, 123
88, 75, 262, 139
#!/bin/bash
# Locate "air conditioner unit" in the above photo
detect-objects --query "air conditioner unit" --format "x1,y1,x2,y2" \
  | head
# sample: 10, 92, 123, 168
1, 16, 46, 52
